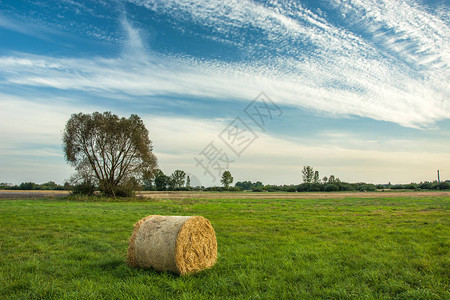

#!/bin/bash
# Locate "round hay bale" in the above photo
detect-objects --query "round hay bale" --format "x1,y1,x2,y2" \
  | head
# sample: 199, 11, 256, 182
127, 215, 217, 275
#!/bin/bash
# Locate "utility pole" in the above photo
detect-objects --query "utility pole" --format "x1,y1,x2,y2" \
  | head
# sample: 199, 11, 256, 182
437, 170, 440, 182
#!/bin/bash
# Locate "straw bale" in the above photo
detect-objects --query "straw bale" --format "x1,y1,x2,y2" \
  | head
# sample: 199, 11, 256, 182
127, 215, 217, 275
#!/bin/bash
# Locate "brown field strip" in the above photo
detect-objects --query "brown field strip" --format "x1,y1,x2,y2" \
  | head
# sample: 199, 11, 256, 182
1, 190, 449, 200
137, 191, 450, 200
0, 190, 69, 199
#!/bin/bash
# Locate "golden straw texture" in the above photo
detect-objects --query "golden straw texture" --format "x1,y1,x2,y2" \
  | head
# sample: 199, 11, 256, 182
127, 215, 217, 275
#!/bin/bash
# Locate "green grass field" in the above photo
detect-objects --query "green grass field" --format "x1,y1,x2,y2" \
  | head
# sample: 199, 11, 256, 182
0, 195, 448, 299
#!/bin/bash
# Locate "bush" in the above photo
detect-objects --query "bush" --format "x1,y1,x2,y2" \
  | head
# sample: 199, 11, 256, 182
404, 183, 418, 190
418, 182, 433, 190
296, 183, 308, 192
434, 182, 450, 190
19, 182, 36, 190
391, 184, 405, 189
325, 184, 339, 192
111, 186, 135, 197
72, 181, 95, 196
204, 187, 225, 192
296, 183, 323, 192
286, 186, 297, 192
340, 183, 355, 191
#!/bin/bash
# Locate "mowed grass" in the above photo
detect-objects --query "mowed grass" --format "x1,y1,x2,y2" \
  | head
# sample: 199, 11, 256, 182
0, 195, 448, 299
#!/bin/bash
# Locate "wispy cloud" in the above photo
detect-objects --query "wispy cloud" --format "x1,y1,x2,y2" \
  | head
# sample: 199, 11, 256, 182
1, 0, 448, 129
0, 13, 60, 41
1, 91, 448, 185
331, 0, 450, 71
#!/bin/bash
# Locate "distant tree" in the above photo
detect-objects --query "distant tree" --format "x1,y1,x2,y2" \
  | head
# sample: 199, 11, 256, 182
322, 176, 328, 184
325, 184, 339, 192
20, 182, 36, 190
170, 170, 186, 189
328, 175, 336, 184
435, 182, 450, 190
63, 182, 72, 191
235, 181, 260, 190
154, 169, 169, 190
418, 182, 433, 190
63, 111, 157, 197
302, 166, 314, 183
221, 171, 234, 189
186, 176, 191, 188
142, 176, 154, 191
313, 171, 320, 183
41, 181, 62, 190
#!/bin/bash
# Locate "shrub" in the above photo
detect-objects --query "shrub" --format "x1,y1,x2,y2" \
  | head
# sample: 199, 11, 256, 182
72, 181, 95, 196
340, 183, 355, 191
418, 182, 433, 190
404, 183, 418, 190
325, 184, 339, 192
434, 182, 450, 190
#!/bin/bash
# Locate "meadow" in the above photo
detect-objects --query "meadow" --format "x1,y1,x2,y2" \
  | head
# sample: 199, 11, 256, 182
0, 193, 448, 299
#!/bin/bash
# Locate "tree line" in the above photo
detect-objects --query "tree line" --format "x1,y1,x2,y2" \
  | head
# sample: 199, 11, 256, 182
0, 181, 66, 190
3, 177, 448, 193
4, 112, 449, 196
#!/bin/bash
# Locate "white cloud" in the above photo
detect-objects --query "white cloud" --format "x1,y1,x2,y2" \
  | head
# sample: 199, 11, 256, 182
0, 48, 448, 128
332, 0, 450, 71
1, 1, 448, 128
1, 94, 448, 185
0, 14, 57, 40
1, 0, 449, 184
138, 114, 450, 185
0, 93, 103, 145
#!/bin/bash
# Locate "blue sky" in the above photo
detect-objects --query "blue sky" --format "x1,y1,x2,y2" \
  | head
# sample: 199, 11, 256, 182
0, 0, 449, 186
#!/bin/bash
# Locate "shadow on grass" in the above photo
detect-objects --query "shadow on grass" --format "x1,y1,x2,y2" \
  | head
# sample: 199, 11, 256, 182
90, 259, 183, 279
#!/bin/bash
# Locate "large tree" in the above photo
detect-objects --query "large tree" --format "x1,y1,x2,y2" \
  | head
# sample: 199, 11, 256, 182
221, 171, 234, 189
63, 112, 157, 197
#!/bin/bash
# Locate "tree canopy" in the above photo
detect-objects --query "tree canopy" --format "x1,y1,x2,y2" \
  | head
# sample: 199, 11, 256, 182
63, 112, 157, 197
221, 171, 234, 189
170, 170, 186, 189
302, 166, 314, 183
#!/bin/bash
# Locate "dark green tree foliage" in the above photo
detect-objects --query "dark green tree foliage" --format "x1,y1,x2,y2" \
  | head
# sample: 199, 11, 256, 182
63, 112, 157, 197
170, 170, 186, 189
154, 169, 169, 190
221, 171, 234, 189
235, 181, 262, 190
328, 175, 336, 183
325, 184, 339, 192
19, 182, 36, 190
302, 166, 314, 183
186, 176, 191, 188
313, 171, 320, 183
